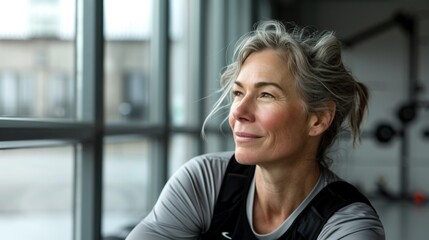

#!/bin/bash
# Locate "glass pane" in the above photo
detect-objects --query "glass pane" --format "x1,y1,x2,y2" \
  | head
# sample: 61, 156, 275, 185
104, 0, 153, 123
203, 0, 229, 129
204, 133, 234, 153
168, 134, 199, 176
169, 0, 199, 126
102, 138, 157, 238
0, 146, 74, 240
0, 0, 75, 119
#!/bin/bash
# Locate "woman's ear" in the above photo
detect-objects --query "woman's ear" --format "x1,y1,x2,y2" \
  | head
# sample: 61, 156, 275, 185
308, 101, 336, 136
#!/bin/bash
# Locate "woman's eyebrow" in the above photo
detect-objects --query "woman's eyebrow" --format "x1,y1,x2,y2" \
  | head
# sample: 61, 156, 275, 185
234, 81, 283, 90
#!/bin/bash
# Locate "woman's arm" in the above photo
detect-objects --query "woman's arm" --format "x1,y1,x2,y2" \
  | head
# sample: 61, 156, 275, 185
126, 153, 230, 240
317, 202, 385, 240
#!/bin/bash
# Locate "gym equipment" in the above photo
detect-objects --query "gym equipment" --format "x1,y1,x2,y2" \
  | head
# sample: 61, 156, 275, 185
374, 122, 397, 144
344, 11, 427, 200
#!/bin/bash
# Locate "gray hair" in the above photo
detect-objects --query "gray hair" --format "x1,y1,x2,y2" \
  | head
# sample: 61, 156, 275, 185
203, 20, 369, 167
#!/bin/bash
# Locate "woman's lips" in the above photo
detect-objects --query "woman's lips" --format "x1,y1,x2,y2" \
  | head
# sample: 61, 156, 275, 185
234, 131, 262, 142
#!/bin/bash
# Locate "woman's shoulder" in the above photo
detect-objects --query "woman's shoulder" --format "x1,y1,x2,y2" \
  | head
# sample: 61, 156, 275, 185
183, 151, 233, 176
317, 168, 385, 240
189, 151, 234, 164
128, 152, 235, 239
171, 151, 234, 192
318, 202, 385, 239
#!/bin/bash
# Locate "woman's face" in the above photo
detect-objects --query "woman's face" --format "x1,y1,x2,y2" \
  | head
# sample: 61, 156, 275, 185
229, 49, 316, 166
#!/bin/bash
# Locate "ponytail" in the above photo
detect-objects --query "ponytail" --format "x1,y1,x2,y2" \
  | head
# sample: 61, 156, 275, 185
350, 82, 369, 145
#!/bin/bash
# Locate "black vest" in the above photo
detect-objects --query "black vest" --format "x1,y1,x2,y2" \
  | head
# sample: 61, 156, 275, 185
200, 155, 375, 240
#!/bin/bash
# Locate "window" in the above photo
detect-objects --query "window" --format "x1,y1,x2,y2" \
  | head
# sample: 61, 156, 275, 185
0, 0, 75, 119
168, 134, 199, 176
102, 139, 156, 237
0, 146, 74, 240
102, 0, 161, 238
169, 0, 199, 127
0, 1, 256, 240
0, 1, 76, 238
104, 0, 152, 123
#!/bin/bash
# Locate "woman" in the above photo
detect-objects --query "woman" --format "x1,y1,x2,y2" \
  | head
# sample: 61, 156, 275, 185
126, 20, 385, 240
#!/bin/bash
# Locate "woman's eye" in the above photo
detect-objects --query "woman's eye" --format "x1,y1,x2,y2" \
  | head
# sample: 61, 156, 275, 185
260, 92, 274, 98
232, 90, 243, 97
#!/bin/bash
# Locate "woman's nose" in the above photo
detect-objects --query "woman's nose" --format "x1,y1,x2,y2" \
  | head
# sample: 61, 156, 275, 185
231, 96, 255, 122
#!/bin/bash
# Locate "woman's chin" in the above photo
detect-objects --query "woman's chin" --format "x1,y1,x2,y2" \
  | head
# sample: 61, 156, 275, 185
234, 149, 259, 165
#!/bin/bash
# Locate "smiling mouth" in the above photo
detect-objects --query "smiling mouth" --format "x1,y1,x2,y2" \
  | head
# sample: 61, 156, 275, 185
234, 132, 262, 142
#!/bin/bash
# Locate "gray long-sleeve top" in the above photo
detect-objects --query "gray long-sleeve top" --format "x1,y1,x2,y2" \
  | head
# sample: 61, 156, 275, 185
126, 152, 385, 240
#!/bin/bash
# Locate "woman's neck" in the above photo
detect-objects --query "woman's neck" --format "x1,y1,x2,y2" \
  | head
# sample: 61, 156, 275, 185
252, 160, 320, 234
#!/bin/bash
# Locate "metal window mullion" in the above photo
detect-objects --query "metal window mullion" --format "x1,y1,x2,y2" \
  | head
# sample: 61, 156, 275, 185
0, 120, 93, 141
150, 0, 170, 196
205, 0, 229, 152
74, 0, 104, 239
192, 0, 206, 155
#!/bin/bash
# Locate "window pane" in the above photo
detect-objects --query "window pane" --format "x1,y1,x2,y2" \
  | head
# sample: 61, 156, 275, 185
102, 138, 157, 238
169, 0, 199, 126
168, 134, 199, 176
104, 0, 153, 123
0, 0, 75, 119
204, 133, 234, 153
0, 146, 74, 240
